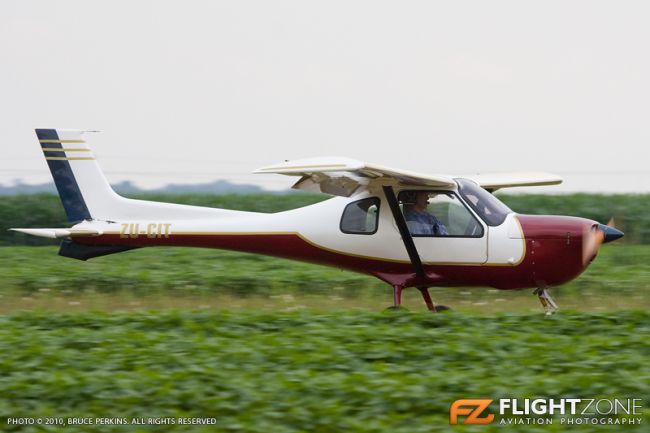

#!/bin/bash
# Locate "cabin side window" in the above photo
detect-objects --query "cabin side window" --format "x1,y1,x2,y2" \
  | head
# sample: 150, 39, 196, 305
398, 191, 484, 237
340, 197, 380, 235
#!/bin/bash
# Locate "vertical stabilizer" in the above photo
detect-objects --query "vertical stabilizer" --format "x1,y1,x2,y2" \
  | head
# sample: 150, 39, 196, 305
36, 129, 122, 222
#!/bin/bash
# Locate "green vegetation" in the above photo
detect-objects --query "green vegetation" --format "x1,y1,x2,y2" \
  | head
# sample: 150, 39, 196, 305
0, 246, 378, 298
2, 193, 649, 245
0, 244, 650, 311
0, 311, 648, 432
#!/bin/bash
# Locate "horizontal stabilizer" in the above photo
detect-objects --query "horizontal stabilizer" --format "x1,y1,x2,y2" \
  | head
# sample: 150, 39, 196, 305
10, 228, 101, 239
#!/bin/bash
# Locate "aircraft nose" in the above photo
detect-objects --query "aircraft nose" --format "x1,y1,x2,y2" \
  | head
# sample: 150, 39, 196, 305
598, 224, 624, 243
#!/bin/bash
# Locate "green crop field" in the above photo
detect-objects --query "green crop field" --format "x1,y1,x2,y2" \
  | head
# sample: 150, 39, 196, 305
1, 311, 648, 433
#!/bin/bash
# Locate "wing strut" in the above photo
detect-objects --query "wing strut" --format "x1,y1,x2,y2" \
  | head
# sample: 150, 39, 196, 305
382, 186, 425, 279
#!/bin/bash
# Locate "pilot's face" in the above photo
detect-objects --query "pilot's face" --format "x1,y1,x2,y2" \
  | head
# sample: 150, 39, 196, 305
415, 193, 429, 208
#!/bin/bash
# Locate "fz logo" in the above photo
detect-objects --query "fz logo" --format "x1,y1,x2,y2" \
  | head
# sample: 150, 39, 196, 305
450, 399, 494, 425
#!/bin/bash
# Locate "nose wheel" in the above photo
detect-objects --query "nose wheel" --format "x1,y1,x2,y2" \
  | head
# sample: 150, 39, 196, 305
534, 287, 558, 315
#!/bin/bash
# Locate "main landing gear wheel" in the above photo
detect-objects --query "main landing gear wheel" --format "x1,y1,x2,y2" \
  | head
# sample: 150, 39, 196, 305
418, 287, 451, 313
384, 304, 450, 313
384, 305, 409, 312
387, 286, 452, 312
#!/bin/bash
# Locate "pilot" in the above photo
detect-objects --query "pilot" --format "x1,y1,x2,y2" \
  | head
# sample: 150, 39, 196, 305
404, 192, 449, 236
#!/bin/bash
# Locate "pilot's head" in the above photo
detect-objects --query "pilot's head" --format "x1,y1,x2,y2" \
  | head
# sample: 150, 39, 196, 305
414, 192, 429, 210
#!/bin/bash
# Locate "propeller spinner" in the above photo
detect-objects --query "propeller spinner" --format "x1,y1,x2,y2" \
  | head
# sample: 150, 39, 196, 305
582, 219, 624, 266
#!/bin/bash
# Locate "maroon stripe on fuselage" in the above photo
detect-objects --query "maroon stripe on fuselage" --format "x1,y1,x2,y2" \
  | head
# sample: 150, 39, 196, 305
76, 232, 534, 289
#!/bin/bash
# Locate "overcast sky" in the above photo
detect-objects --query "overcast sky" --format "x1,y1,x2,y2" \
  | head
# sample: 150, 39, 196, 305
1, 1, 648, 193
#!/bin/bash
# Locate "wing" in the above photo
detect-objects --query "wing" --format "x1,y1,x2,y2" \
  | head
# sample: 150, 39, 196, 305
254, 157, 455, 197
459, 172, 563, 192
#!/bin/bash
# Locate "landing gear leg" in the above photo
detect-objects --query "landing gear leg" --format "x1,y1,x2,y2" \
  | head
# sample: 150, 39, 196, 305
418, 287, 450, 312
419, 287, 435, 311
534, 287, 559, 315
386, 285, 404, 310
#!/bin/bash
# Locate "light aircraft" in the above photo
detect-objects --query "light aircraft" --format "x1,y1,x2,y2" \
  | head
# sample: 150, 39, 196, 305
12, 129, 624, 313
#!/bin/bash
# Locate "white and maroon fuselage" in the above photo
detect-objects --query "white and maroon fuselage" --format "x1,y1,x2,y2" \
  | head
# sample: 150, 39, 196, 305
69, 188, 597, 292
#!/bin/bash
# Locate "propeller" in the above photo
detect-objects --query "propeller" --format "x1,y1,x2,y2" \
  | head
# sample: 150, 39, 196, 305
582, 218, 624, 266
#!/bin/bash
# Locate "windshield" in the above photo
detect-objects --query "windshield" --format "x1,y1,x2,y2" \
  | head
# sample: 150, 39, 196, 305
398, 190, 483, 237
455, 179, 512, 226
